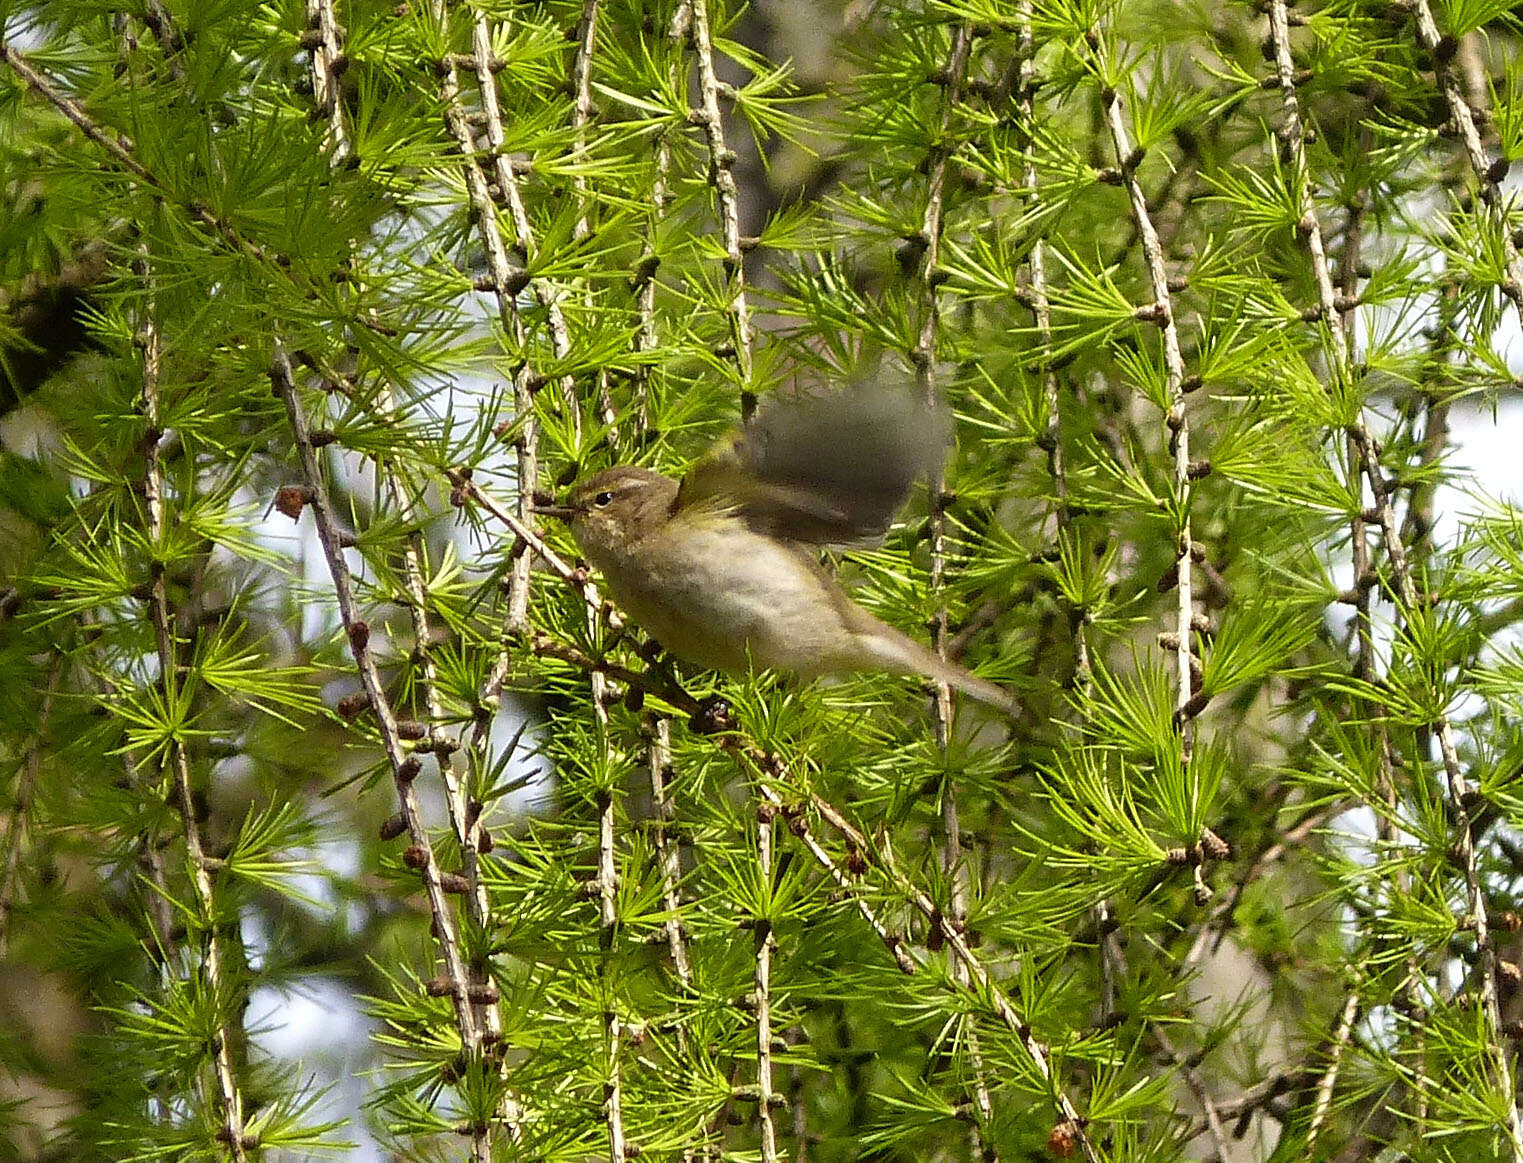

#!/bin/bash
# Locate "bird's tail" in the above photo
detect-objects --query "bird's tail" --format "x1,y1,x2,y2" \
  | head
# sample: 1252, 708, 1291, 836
851, 623, 1019, 718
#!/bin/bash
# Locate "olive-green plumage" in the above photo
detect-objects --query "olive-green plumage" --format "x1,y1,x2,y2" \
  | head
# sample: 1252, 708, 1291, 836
538, 390, 1017, 716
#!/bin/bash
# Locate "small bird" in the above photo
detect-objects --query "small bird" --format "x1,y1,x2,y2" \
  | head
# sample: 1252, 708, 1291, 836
535, 388, 1017, 716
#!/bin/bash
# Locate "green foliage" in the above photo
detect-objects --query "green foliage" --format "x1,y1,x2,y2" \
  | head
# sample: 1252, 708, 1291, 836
1, 0, 1522, 1160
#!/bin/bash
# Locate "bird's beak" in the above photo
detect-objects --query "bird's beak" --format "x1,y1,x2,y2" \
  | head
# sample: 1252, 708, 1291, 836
532, 501, 579, 521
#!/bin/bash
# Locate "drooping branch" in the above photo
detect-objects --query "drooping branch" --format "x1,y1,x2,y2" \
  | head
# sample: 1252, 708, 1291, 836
1405, 0, 1523, 323
137, 254, 250, 1162
688, 0, 756, 412
1084, 34, 1201, 758
908, 19, 999, 1155
303, 0, 349, 157
0, 655, 60, 957
1263, 2, 1519, 1147
270, 353, 486, 1072
288, 23, 520, 1154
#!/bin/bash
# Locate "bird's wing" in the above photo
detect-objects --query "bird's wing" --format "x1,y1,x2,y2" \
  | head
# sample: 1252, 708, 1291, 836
674, 387, 949, 545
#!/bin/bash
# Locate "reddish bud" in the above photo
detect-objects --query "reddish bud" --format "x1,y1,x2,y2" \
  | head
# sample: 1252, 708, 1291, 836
275, 484, 314, 520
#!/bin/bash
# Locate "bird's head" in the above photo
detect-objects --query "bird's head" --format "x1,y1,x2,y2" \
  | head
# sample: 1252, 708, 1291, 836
535, 466, 680, 562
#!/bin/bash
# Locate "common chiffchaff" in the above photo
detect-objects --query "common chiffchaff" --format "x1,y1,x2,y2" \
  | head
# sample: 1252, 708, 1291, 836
536, 389, 1017, 716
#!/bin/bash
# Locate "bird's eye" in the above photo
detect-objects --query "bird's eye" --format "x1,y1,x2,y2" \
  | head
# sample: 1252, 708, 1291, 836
593, 491, 615, 507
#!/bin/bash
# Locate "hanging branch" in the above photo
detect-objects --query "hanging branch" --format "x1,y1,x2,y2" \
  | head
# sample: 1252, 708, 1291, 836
634, 9, 693, 1020
621, 17, 706, 1140
115, 9, 250, 1124
1405, 0, 1523, 323
909, 19, 999, 1155
293, 14, 508, 1127
435, 49, 603, 1100
1306, 987, 1362, 1152
137, 255, 250, 1162
751, 795, 780, 1162
596, 753, 628, 1158
1262, 0, 1406, 1137
269, 349, 489, 1080
564, 11, 626, 1140
570, 0, 600, 243
461, 10, 581, 437
914, 20, 972, 750
1078, 28, 1228, 1154
425, 35, 555, 1101
302, 0, 349, 156
683, 6, 776, 1153
1263, 2, 1520, 1148
1013, 0, 1089, 699
0, 655, 60, 957
687, 0, 755, 413
590, 653, 624, 1161
428, 9, 540, 646
1086, 37, 1200, 758
571, 0, 617, 436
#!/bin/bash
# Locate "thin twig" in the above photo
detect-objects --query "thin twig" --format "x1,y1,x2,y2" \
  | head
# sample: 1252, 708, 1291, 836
1405, 0, 1523, 323
1086, 35, 1199, 756
1345, 108, 1437, 1138
1185, 799, 1338, 967
911, 20, 999, 1156
1306, 988, 1361, 1151
753, 797, 780, 1163
0, 655, 61, 957
427, 22, 583, 1142
0, 43, 282, 272
1185, 1072, 1293, 1137
597, 742, 628, 1159
1265, 1, 1519, 1148
303, 0, 349, 157
688, 0, 755, 413
271, 353, 484, 1055
645, 716, 696, 987
138, 255, 249, 1161
1154, 1021, 1231, 1157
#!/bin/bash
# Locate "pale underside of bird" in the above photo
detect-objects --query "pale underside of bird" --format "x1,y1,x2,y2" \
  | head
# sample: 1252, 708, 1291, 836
535, 388, 1017, 717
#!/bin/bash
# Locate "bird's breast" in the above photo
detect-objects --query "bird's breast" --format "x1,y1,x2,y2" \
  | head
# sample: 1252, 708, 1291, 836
589, 519, 855, 676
